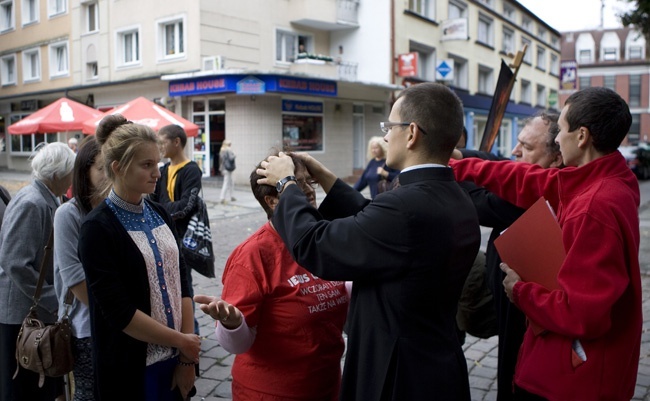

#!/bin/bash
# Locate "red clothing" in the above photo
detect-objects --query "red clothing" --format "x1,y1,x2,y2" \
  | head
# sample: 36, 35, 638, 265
451, 152, 641, 401
221, 222, 348, 400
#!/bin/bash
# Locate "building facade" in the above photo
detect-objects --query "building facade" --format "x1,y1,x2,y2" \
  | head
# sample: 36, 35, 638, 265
0, 0, 561, 176
560, 26, 648, 145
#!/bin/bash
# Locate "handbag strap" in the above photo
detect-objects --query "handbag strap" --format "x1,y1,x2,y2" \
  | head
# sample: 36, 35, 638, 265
32, 230, 54, 307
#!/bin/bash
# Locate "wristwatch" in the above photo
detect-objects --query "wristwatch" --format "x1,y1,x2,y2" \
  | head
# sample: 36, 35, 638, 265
276, 175, 297, 194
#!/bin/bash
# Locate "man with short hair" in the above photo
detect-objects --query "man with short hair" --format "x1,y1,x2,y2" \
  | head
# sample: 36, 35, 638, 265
258, 82, 481, 401
451, 87, 641, 401
455, 111, 562, 401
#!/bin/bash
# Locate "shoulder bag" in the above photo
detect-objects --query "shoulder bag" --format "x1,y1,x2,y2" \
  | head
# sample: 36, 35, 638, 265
14, 230, 75, 387
181, 195, 216, 278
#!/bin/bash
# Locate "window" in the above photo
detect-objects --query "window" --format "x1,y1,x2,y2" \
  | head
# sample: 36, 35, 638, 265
21, 0, 38, 25
536, 46, 546, 71
22, 48, 40, 82
410, 41, 435, 81
521, 37, 532, 64
0, 54, 16, 85
521, 80, 531, 104
282, 100, 324, 152
604, 75, 615, 91
449, 55, 467, 89
49, 41, 68, 77
503, 3, 515, 22
408, 0, 435, 19
522, 17, 532, 33
478, 65, 493, 94
502, 27, 514, 54
629, 46, 643, 59
578, 49, 592, 63
579, 76, 590, 89
536, 84, 546, 107
9, 114, 59, 153
276, 30, 312, 63
537, 26, 546, 42
550, 54, 559, 75
629, 74, 641, 107
603, 47, 617, 61
551, 36, 559, 50
48, 0, 65, 17
629, 114, 640, 144
84, 1, 98, 33
0, 0, 14, 31
117, 28, 139, 66
476, 0, 492, 7
86, 61, 97, 79
448, 0, 467, 18
477, 14, 493, 46
158, 16, 185, 59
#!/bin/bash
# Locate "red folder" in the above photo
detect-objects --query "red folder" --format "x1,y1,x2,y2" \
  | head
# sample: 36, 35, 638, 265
494, 197, 566, 335
494, 196, 565, 290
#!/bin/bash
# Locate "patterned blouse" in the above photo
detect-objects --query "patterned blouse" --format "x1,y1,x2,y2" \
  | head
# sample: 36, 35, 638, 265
106, 190, 183, 366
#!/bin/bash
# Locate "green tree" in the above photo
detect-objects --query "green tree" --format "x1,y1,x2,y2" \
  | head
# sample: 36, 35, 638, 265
620, 0, 650, 41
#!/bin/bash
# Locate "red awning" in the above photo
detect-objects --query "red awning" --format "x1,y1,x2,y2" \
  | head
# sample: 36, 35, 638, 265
8, 98, 104, 135
82, 97, 199, 137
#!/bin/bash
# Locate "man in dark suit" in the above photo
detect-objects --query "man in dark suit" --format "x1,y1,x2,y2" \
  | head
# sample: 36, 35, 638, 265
257, 82, 481, 401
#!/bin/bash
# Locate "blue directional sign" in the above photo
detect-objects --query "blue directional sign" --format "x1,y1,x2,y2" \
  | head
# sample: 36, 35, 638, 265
436, 59, 454, 81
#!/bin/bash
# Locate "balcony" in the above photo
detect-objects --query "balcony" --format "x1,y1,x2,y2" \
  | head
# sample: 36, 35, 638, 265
289, 55, 359, 81
290, 0, 359, 30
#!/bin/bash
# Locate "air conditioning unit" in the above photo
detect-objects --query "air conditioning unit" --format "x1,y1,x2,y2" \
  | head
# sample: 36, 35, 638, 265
202, 56, 225, 72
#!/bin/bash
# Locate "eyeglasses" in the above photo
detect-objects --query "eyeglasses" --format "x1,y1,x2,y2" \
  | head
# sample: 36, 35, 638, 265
297, 178, 319, 191
380, 121, 428, 135
380, 122, 410, 134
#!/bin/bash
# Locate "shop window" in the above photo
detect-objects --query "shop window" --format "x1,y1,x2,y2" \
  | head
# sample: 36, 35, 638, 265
282, 100, 323, 152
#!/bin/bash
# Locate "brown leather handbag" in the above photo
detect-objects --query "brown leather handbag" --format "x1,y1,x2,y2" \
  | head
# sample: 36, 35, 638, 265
13, 231, 75, 387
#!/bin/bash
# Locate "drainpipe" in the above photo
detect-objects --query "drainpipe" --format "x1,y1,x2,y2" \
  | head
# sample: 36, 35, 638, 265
390, 0, 395, 85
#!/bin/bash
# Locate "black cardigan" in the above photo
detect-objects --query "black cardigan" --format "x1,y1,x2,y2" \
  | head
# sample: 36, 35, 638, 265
78, 200, 190, 401
151, 161, 203, 235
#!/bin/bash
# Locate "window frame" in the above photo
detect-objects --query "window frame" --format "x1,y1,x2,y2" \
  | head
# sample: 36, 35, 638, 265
579, 76, 591, 89
9, 114, 59, 154
282, 101, 325, 153
47, 0, 66, 18
21, 0, 38, 26
477, 13, 494, 47
629, 75, 641, 107
157, 15, 186, 61
0, 0, 15, 32
502, 26, 514, 54
116, 26, 141, 67
502, 2, 515, 22
536, 45, 546, 71
275, 29, 312, 64
409, 41, 436, 81
0, 53, 16, 86
408, 0, 435, 20
49, 40, 69, 78
578, 49, 592, 64
628, 45, 643, 60
478, 64, 493, 94
448, 0, 467, 18
521, 37, 532, 64
536, 84, 546, 107
550, 53, 559, 75
84, 1, 98, 33
520, 79, 531, 104
22, 47, 41, 83
602, 47, 617, 61
449, 55, 468, 90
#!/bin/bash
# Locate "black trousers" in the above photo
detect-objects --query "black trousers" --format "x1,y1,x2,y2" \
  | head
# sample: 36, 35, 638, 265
0, 322, 63, 401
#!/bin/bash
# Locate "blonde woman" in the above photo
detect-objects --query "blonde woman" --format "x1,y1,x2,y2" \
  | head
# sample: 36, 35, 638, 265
353, 136, 399, 199
219, 140, 236, 204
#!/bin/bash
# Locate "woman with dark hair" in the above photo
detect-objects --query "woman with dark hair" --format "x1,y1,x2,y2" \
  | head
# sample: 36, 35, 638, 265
54, 136, 107, 401
194, 151, 349, 401
78, 114, 200, 401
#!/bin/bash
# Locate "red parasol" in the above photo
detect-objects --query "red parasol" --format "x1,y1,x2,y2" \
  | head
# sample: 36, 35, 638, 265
8, 98, 104, 135
82, 97, 199, 137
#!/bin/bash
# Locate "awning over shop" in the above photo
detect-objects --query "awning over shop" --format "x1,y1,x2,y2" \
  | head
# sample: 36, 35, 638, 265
8, 97, 104, 135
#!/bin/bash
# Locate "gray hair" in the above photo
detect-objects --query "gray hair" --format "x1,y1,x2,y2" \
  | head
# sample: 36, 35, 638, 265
30, 142, 76, 182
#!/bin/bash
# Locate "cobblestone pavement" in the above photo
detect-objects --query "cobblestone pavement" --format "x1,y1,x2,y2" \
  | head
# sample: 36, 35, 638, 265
2, 170, 650, 401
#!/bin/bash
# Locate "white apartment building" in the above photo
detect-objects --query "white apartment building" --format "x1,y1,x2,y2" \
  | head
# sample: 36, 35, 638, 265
0, 0, 560, 176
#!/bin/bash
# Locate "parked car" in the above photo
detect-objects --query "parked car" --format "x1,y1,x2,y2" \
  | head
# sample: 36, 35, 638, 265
619, 143, 650, 180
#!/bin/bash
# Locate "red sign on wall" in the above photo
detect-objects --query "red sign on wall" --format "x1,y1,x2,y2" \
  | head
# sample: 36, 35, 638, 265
398, 52, 418, 77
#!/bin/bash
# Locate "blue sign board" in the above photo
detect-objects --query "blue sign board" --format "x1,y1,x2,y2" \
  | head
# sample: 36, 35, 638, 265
169, 75, 337, 97
282, 100, 323, 114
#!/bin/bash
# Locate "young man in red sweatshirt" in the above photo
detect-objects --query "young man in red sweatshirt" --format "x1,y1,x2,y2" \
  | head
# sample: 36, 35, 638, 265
451, 87, 641, 401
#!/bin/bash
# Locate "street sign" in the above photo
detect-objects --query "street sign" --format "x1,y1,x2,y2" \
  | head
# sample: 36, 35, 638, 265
436, 59, 454, 81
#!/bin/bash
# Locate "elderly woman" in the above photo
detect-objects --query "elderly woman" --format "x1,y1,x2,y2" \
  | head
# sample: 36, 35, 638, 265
0, 142, 75, 401
353, 136, 400, 199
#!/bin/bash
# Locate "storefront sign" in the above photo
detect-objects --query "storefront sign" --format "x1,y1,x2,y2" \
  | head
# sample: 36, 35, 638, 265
169, 75, 337, 97
441, 18, 469, 41
282, 100, 323, 114
398, 53, 418, 77
560, 60, 578, 92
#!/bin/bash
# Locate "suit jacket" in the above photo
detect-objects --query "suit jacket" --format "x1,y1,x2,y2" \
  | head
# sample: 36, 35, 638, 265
78, 199, 190, 401
0, 180, 60, 324
273, 167, 481, 401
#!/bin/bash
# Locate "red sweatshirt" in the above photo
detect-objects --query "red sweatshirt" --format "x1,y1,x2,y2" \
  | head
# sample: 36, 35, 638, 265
451, 152, 641, 401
